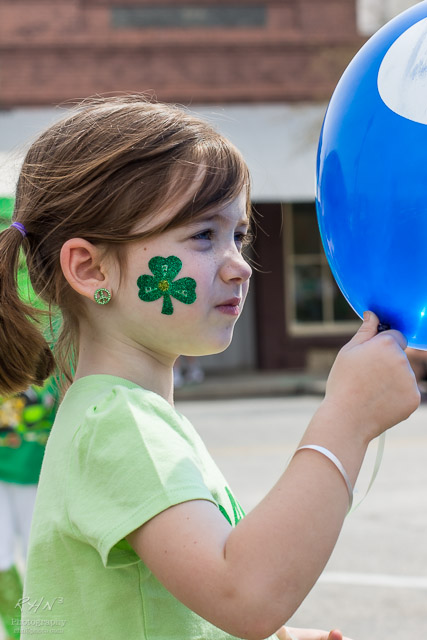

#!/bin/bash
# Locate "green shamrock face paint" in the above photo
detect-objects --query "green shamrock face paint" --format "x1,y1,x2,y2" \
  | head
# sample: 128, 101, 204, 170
137, 256, 197, 315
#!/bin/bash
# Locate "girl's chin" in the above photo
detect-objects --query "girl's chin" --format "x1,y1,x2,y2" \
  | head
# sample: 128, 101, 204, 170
173, 326, 235, 357
181, 339, 233, 358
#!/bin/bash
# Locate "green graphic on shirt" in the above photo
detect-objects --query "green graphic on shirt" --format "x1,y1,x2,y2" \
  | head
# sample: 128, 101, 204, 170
218, 487, 245, 526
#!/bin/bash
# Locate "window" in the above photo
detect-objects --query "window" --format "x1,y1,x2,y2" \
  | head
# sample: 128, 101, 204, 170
111, 5, 266, 29
284, 202, 358, 334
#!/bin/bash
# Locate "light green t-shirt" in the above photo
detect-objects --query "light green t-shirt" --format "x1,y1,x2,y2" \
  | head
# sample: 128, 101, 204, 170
20, 375, 277, 640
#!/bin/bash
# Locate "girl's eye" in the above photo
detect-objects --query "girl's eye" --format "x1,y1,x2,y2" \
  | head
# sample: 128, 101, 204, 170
235, 231, 253, 251
191, 228, 253, 249
192, 229, 213, 241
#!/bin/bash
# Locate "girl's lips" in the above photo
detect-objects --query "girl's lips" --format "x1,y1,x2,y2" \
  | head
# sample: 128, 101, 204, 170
215, 298, 241, 316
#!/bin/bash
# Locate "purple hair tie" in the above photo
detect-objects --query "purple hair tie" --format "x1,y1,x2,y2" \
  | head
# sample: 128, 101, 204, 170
10, 222, 27, 238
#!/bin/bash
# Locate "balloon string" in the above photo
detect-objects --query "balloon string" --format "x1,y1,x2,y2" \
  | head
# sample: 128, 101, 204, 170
349, 432, 386, 514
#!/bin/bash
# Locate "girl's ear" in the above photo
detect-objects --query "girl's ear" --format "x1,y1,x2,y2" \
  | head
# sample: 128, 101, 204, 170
60, 238, 111, 301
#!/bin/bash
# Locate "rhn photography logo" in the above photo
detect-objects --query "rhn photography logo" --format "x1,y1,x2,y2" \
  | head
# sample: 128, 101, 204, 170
13, 597, 67, 635
15, 596, 64, 612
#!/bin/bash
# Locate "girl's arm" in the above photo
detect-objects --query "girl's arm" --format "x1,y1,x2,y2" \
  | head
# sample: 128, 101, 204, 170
127, 312, 419, 640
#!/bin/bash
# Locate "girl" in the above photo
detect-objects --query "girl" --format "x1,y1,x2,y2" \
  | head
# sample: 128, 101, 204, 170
1, 97, 419, 640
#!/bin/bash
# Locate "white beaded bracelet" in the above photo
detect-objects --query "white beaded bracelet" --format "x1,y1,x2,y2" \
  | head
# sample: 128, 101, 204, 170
295, 444, 354, 511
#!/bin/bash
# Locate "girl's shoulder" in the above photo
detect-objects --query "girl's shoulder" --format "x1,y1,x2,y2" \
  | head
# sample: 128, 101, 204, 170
61, 376, 204, 498
64, 374, 187, 447
66, 374, 175, 417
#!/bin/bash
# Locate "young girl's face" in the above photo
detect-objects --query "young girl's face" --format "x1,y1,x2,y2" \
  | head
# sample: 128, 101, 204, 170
113, 190, 252, 361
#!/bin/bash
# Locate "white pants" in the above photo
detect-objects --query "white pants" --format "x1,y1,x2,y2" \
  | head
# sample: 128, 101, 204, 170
0, 481, 37, 571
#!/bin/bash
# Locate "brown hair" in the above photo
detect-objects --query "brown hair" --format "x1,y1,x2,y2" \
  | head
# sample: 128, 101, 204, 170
0, 96, 251, 394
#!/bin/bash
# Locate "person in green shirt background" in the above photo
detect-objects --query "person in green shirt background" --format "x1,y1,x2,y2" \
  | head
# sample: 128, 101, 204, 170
0, 380, 58, 640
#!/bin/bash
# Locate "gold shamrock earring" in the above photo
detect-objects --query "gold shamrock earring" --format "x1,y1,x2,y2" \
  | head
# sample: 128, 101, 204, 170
94, 288, 112, 305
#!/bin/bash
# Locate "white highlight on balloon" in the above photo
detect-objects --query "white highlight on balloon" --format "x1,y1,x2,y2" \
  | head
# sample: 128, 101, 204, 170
378, 17, 427, 125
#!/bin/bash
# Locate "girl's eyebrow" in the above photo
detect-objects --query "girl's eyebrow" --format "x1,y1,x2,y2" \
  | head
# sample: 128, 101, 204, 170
187, 212, 250, 227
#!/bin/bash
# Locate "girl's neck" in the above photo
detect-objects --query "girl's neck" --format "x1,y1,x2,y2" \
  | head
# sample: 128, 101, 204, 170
74, 331, 175, 405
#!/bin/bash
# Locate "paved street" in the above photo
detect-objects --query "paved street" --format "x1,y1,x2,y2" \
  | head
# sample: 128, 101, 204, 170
177, 395, 427, 639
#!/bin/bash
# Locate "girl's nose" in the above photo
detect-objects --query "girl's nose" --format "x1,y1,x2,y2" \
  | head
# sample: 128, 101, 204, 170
220, 251, 252, 284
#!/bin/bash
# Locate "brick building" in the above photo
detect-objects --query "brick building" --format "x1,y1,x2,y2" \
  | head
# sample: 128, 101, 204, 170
0, 0, 362, 107
0, 0, 417, 373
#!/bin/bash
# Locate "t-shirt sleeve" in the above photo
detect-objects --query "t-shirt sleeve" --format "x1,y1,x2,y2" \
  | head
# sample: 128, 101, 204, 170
66, 386, 217, 568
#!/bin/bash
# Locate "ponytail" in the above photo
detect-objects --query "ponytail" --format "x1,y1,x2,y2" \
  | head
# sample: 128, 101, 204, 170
0, 226, 55, 395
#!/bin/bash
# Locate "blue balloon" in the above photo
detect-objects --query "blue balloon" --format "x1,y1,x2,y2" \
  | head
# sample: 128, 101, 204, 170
316, 1, 427, 348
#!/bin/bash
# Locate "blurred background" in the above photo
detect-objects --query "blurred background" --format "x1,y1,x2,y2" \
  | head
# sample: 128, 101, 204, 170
0, 0, 420, 379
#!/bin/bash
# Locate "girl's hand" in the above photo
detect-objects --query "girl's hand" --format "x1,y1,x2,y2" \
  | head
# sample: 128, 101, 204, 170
323, 310, 420, 443
278, 626, 352, 640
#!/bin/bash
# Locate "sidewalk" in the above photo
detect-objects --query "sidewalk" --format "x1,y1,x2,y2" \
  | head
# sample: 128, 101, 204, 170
174, 369, 328, 401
